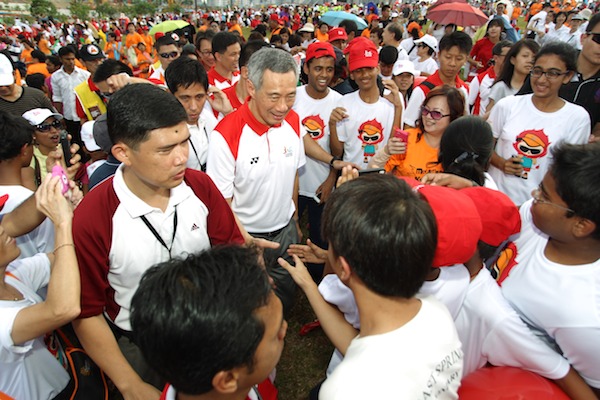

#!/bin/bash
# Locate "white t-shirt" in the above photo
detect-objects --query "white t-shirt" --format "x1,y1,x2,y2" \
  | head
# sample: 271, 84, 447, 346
457, 267, 570, 379
501, 200, 600, 388
400, 37, 419, 62
488, 94, 590, 205
413, 57, 438, 76
186, 102, 219, 171
488, 81, 517, 104
0, 185, 54, 259
468, 70, 495, 116
335, 91, 396, 169
293, 86, 342, 201
0, 254, 70, 400
319, 296, 463, 400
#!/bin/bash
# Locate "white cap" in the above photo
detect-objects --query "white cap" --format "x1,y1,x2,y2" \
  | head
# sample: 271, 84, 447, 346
298, 22, 315, 33
391, 12, 399, 18
22, 108, 63, 126
81, 120, 101, 152
414, 34, 438, 53
0, 53, 14, 86
393, 60, 420, 77
571, 13, 585, 21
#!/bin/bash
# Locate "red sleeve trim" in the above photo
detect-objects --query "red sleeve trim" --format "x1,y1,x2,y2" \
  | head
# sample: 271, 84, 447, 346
284, 109, 301, 137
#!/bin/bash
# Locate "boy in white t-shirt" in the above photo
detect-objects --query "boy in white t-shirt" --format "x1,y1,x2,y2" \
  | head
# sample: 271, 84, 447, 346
279, 174, 463, 399
499, 143, 600, 396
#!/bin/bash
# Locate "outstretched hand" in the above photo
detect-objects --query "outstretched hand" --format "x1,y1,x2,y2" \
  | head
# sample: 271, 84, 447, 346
287, 239, 327, 264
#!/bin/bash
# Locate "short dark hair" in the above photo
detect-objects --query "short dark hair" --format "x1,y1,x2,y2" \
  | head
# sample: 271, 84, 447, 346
25, 73, 46, 91
212, 31, 240, 55
46, 55, 61, 67
553, 11, 568, 23
494, 39, 540, 88
385, 22, 404, 41
438, 116, 494, 186
58, 46, 76, 57
535, 41, 578, 72
0, 111, 34, 161
379, 45, 398, 65
107, 84, 187, 149
154, 35, 178, 51
194, 29, 215, 51
550, 143, 600, 240
165, 56, 209, 93
31, 49, 46, 62
492, 39, 513, 56
322, 175, 437, 298
439, 31, 473, 55
339, 19, 359, 37
586, 13, 600, 32
130, 246, 272, 395
93, 59, 133, 83
239, 40, 271, 69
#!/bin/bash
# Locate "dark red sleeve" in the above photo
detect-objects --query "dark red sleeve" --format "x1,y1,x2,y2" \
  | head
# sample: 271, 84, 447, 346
73, 179, 120, 318
184, 170, 244, 246
470, 39, 482, 58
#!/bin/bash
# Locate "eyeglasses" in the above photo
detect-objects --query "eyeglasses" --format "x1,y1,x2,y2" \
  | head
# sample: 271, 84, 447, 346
532, 185, 575, 216
36, 120, 62, 132
421, 106, 450, 120
159, 51, 179, 59
530, 67, 569, 80
199, 50, 213, 55
586, 32, 600, 45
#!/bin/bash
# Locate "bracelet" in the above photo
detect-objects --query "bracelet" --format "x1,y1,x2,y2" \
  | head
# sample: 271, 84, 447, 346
329, 155, 341, 168
53, 243, 75, 254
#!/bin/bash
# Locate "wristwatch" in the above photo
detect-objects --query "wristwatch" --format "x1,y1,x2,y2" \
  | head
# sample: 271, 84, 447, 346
329, 156, 341, 168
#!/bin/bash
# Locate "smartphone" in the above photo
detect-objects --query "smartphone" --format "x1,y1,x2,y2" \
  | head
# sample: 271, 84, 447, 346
358, 168, 385, 176
59, 131, 71, 167
51, 165, 70, 195
393, 128, 409, 142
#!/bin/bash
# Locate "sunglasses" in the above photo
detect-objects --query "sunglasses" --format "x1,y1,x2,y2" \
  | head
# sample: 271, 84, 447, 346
421, 106, 449, 121
587, 32, 600, 45
159, 51, 179, 59
36, 120, 62, 132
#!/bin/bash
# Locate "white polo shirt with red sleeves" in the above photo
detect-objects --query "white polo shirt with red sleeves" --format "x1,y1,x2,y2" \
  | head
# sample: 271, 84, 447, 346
207, 102, 306, 233
73, 165, 243, 331
207, 67, 240, 90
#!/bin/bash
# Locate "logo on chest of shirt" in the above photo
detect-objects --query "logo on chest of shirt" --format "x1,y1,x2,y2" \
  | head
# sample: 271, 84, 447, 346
283, 146, 294, 158
250, 156, 260, 165
191, 223, 199, 231
302, 115, 326, 140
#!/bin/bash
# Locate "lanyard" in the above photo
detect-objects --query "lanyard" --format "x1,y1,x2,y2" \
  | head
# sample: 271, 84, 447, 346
189, 124, 209, 172
140, 207, 178, 259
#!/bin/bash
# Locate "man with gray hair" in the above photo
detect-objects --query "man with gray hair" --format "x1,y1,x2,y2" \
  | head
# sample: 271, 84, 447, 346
207, 47, 305, 315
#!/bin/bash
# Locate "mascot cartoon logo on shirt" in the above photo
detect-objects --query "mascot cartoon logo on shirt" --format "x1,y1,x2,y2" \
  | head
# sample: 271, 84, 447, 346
357, 119, 384, 163
302, 115, 326, 141
513, 129, 550, 179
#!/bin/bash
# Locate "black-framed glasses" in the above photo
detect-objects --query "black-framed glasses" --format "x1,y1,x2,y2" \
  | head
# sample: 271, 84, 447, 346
586, 32, 600, 44
530, 67, 569, 80
36, 120, 62, 132
421, 106, 450, 120
532, 185, 575, 216
159, 51, 179, 59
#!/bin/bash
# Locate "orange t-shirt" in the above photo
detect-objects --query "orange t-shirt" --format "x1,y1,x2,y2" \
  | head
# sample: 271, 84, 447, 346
38, 38, 51, 55
229, 23, 243, 36
21, 48, 33, 64
26, 62, 50, 78
315, 30, 329, 42
529, 2, 543, 16
384, 127, 443, 180
125, 32, 143, 49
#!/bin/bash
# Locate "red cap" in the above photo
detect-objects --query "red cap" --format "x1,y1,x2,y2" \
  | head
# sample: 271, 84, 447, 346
305, 42, 336, 63
461, 187, 521, 247
347, 38, 379, 72
399, 178, 483, 268
270, 13, 279, 21
202, 13, 209, 19
154, 32, 165, 40
328, 27, 348, 42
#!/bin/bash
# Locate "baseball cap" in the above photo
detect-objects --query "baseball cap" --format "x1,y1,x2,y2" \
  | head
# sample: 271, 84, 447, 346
391, 11, 399, 18
399, 177, 483, 267
81, 120, 101, 152
571, 13, 585, 21
269, 13, 279, 21
328, 27, 348, 43
305, 42, 336, 63
79, 44, 106, 61
347, 38, 379, 72
414, 34, 438, 53
0, 53, 14, 86
393, 60, 420, 76
22, 108, 63, 126
407, 21, 423, 36
93, 113, 113, 154
298, 22, 315, 33
461, 187, 521, 247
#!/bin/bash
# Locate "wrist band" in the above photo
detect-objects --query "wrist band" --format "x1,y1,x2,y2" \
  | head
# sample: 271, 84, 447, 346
53, 243, 75, 254
329, 156, 341, 168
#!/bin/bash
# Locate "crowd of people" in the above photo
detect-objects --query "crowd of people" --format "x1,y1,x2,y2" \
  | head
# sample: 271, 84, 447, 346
0, 0, 599, 399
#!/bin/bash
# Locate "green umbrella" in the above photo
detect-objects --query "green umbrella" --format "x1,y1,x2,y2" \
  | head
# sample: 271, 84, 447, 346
148, 20, 190, 37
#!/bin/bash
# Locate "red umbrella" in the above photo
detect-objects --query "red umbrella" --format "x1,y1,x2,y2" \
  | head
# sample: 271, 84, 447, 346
427, 3, 489, 27
427, 0, 467, 12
